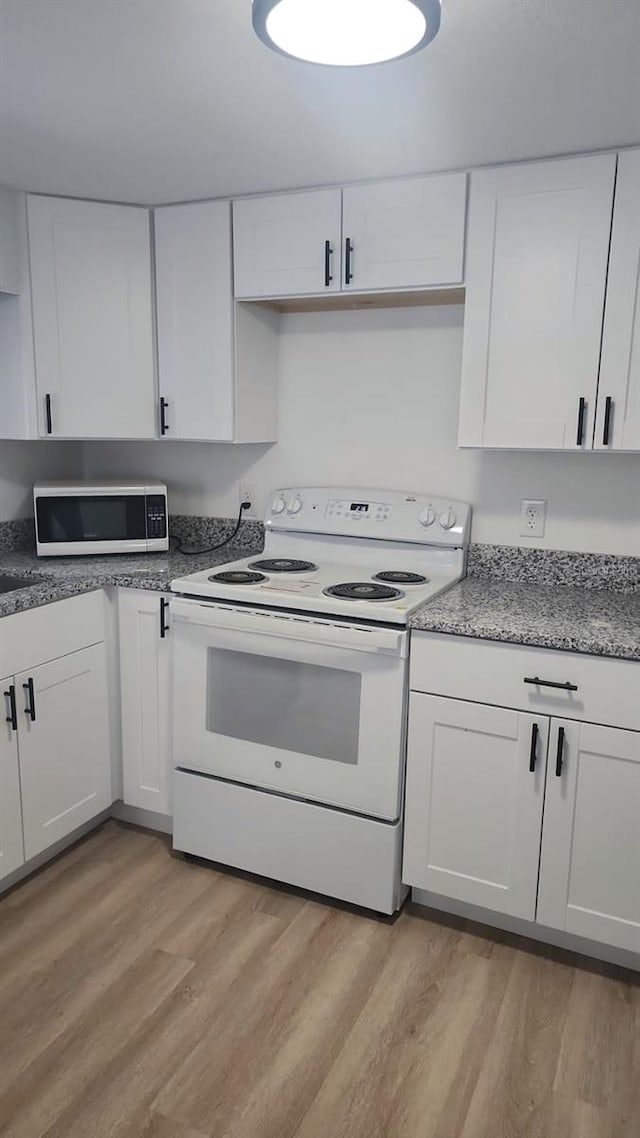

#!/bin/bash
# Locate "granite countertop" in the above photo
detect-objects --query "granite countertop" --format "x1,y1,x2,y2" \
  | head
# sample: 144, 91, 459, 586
0, 545, 261, 619
409, 577, 640, 661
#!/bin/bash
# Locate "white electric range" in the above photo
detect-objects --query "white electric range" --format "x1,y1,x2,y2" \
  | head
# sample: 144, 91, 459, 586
170, 487, 471, 914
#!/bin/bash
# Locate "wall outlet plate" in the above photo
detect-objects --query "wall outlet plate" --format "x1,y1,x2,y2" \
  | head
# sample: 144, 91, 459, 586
520, 499, 546, 538
239, 482, 257, 518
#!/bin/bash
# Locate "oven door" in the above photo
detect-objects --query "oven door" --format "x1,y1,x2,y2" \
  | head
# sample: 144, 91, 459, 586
171, 599, 408, 822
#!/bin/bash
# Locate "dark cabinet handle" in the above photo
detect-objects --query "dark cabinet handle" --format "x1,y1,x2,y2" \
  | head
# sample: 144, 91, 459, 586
602, 396, 613, 446
45, 394, 53, 435
160, 596, 170, 639
576, 397, 586, 445
345, 237, 353, 285
555, 726, 565, 777
529, 722, 539, 773
4, 685, 17, 732
160, 397, 169, 436
23, 677, 36, 722
523, 676, 578, 692
324, 240, 333, 287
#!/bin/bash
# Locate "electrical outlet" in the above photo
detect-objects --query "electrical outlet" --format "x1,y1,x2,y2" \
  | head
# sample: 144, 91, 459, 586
239, 482, 257, 518
520, 499, 546, 538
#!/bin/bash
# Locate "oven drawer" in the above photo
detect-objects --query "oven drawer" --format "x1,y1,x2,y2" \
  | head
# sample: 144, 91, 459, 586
173, 769, 405, 914
410, 632, 640, 732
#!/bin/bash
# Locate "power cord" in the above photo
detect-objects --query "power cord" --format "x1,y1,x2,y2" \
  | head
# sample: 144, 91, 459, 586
173, 501, 252, 556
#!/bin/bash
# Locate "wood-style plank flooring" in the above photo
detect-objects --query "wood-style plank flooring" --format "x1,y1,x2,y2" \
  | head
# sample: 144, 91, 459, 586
0, 820, 637, 1137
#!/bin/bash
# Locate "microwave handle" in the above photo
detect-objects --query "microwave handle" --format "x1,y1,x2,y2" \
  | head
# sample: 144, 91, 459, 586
171, 600, 408, 656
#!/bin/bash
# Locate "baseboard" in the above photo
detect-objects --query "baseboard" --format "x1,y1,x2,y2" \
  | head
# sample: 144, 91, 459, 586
110, 800, 173, 835
411, 888, 640, 974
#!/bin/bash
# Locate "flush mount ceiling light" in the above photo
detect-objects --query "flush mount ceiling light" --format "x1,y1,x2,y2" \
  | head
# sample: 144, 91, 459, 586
252, 0, 442, 67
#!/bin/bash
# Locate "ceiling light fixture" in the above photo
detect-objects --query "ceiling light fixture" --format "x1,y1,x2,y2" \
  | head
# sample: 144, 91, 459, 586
252, 0, 442, 67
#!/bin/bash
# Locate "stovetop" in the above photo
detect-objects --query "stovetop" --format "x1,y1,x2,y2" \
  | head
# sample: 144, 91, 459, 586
171, 487, 472, 626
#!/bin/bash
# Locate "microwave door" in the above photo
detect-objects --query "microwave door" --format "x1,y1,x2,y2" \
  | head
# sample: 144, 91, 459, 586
172, 610, 407, 823
34, 494, 154, 555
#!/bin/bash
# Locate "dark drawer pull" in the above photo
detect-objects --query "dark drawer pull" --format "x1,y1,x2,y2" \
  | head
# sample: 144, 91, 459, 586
4, 685, 17, 732
523, 676, 578, 692
576, 397, 586, 445
45, 393, 53, 435
529, 722, 539, 773
160, 596, 170, 639
602, 396, 613, 446
23, 677, 36, 722
324, 239, 333, 287
555, 726, 565, 777
160, 397, 169, 436
345, 237, 354, 285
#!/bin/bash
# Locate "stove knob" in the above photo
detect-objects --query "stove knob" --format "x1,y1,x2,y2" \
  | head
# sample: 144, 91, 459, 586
271, 495, 286, 515
419, 505, 436, 527
287, 496, 302, 515
439, 507, 457, 531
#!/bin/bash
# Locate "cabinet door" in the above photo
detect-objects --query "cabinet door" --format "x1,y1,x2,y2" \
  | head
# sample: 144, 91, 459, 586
403, 694, 548, 919
27, 196, 155, 439
119, 590, 172, 816
0, 680, 24, 879
537, 720, 640, 953
155, 201, 234, 441
458, 154, 616, 449
596, 149, 640, 451
341, 173, 466, 291
233, 189, 342, 298
17, 644, 112, 859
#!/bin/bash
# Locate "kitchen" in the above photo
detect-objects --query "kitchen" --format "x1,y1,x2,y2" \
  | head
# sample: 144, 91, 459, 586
0, 2, 639, 1135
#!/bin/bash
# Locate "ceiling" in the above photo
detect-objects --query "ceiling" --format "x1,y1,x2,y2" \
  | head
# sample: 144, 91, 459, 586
1, 0, 639, 205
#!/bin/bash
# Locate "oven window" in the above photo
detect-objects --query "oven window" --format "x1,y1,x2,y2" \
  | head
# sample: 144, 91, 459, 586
36, 495, 146, 543
206, 649, 361, 765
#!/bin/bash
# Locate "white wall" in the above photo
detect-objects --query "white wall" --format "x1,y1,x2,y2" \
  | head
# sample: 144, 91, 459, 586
0, 441, 81, 520
83, 306, 640, 556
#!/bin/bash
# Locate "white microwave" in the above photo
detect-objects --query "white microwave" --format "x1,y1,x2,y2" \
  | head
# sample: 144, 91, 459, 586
33, 481, 169, 557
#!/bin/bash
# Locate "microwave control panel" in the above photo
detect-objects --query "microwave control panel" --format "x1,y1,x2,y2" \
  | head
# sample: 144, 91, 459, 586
145, 494, 167, 539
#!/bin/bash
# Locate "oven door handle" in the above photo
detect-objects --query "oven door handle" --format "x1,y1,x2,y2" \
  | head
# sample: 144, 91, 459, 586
170, 600, 408, 656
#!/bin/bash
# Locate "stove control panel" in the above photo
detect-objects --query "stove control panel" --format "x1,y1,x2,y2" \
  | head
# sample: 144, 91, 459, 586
265, 488, 472, 547
326, 498, 390, 524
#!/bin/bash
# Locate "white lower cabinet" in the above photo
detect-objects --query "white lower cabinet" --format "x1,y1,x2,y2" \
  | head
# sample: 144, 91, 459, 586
119, 589, 172, 816
404, 641, 640, 959
0, 592, 114, 886
537, 720, 640, 954
403, 694, 547, 920
0, 677, 25, 877
16, 643, 112, 860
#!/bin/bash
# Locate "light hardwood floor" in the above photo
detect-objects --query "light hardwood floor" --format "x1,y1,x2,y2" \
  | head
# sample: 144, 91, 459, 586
0, 820, 637, 1138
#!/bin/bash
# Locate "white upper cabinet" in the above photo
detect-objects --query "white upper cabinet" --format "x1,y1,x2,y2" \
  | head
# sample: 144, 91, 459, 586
27, 196, 156, 439
403, 693, 547, 921
537, 720, 640, 955
597, 149, 640, 451
458, 154, 616, 449
155, 200, 234, 441
341, 173, 466, 291
234, 175, 466, 300
0, 186, 21, 295
234, 188, 342, 299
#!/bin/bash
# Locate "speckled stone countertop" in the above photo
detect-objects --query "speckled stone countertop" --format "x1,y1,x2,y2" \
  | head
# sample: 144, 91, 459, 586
0, 544, 263, 619
410, 546, 640, 661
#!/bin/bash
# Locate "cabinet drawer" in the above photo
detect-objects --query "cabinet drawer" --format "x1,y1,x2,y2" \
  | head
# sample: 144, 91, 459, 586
0, 590, 106, 677
410, 632, 640, 732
